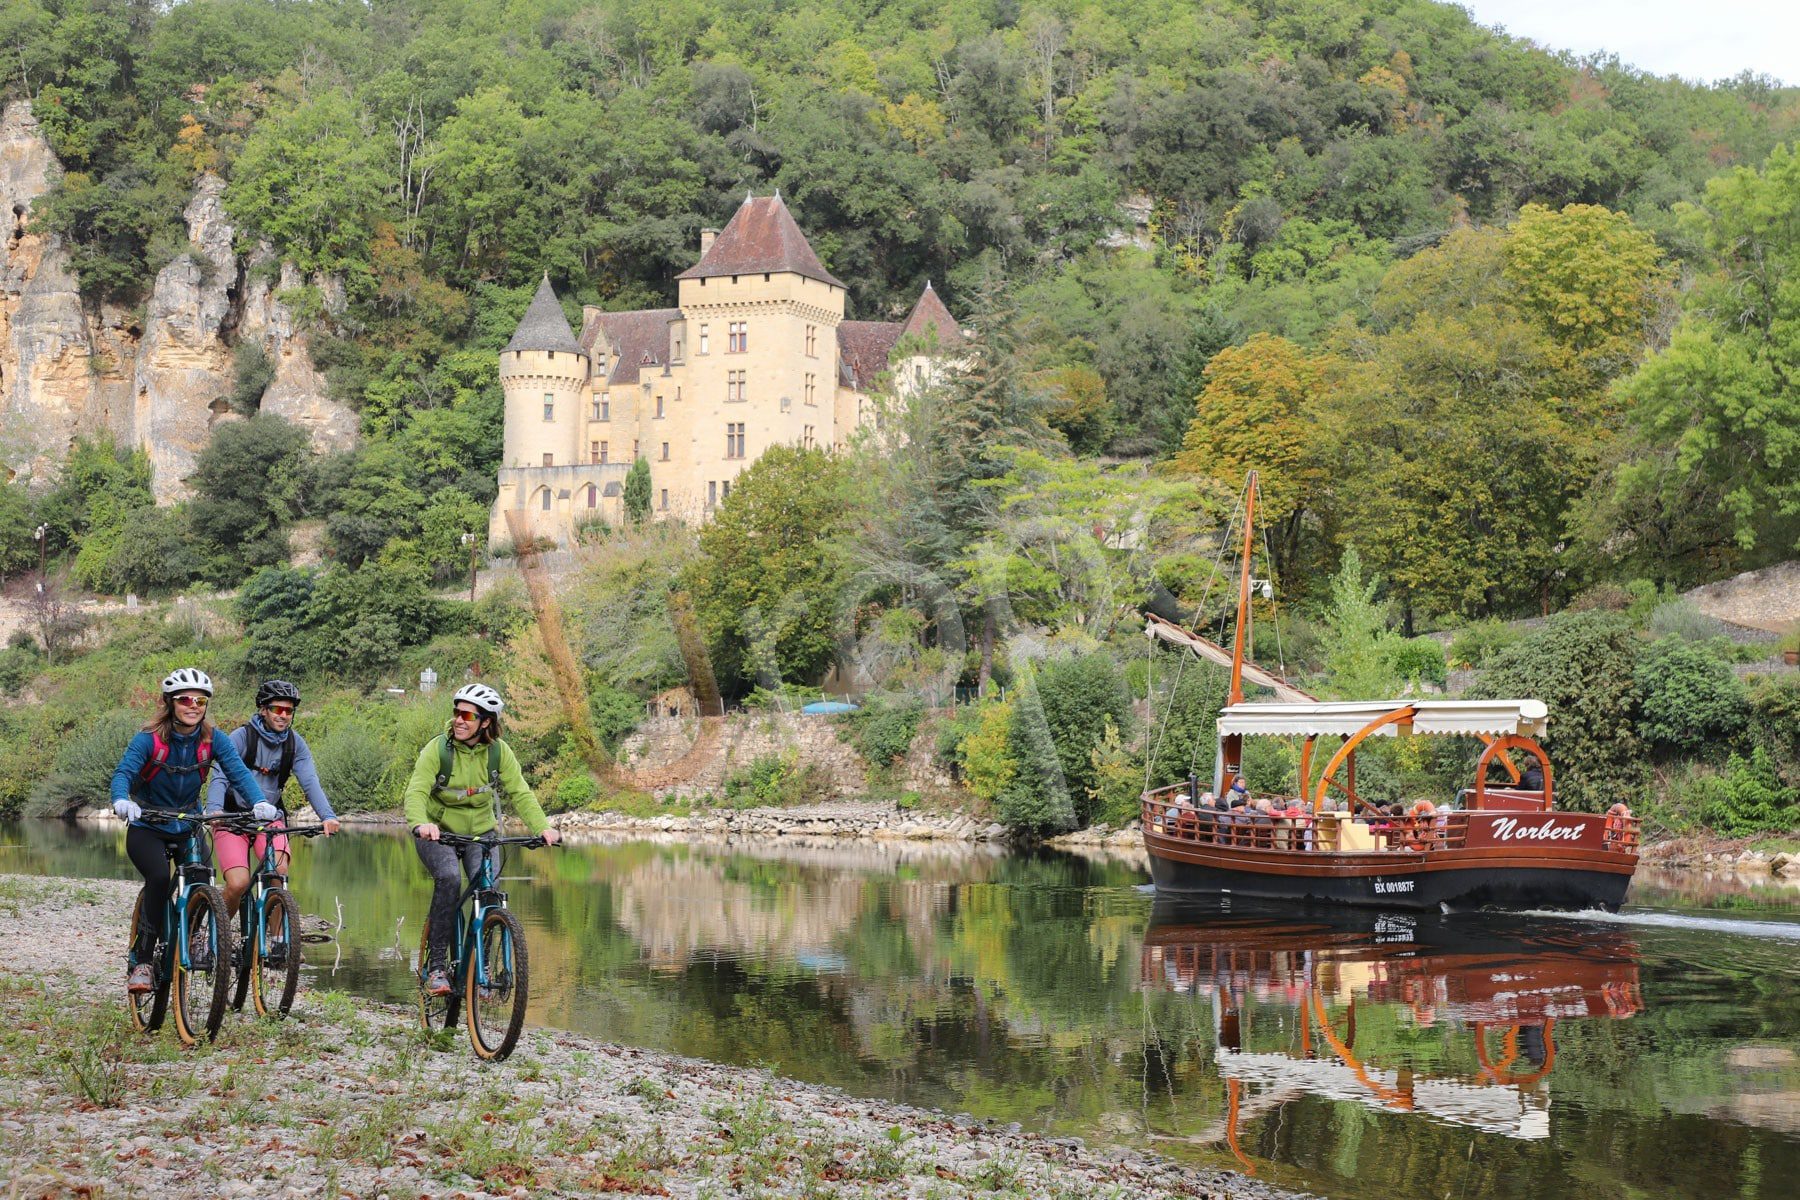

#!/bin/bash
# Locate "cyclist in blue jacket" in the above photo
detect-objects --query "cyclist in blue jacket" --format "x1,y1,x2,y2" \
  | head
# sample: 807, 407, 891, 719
111, 667, 265, 994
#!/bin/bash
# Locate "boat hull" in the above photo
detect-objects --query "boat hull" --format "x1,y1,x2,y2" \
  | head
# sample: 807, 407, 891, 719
1146, 851, 1632, 911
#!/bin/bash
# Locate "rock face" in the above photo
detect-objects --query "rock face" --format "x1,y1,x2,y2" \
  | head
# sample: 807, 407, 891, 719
0, 100, 356, 498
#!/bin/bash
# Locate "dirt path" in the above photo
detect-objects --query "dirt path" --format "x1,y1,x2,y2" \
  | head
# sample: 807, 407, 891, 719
0, 875, 1303, 1200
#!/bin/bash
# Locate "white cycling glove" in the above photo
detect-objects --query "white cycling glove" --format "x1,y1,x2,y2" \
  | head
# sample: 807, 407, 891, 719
113, 799, 141, 822
252, 802, 280, 822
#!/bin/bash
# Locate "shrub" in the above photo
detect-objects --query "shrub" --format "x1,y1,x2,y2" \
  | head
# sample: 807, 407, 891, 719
1469, 611, 1647, 812
839, 695, 925, 768
1747, 675, 1800, 789
1086, 720, 1142, 827
956, 700, 1016, 805
1568, 583, 1632, 613
1645, 600, 1724, 642
722, 752, 831, 808
999, 652, 1130, 832
311, 724, 392, 813
1385, 637, 1447, 689
1447, 619, 1519, 670
1634, 637, 1748, 757
28, 709, 144, 818
553, 773, 599, 810
1702, 747, 1800, 837
0, 645, 41, 696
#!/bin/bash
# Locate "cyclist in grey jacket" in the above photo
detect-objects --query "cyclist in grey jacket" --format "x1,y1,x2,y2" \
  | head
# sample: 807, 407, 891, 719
205, 680, 340, 920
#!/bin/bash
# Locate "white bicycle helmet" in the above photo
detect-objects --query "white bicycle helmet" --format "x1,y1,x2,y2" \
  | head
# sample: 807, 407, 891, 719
161, 667, 215, 696
452, 682, 504, 714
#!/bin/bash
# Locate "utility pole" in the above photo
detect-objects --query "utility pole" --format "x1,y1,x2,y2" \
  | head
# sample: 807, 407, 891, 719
461, 532, 479, 603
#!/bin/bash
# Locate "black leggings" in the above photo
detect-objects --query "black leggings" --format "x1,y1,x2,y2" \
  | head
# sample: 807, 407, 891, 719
415, 839, 492, 970
125, 825, 198, 962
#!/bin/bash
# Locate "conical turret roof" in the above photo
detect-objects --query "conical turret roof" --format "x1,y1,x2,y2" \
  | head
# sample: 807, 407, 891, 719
505, 274, 584, 356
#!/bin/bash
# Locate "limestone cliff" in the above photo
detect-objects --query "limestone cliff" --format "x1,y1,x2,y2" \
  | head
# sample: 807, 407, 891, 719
0, 99, 356, 499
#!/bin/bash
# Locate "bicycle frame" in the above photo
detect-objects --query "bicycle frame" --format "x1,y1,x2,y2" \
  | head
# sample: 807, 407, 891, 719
132, 814, 221, 976
441, 842, 510, 994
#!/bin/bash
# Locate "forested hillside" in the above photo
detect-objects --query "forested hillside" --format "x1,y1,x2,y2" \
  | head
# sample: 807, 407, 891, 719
3, 0, 1798, 836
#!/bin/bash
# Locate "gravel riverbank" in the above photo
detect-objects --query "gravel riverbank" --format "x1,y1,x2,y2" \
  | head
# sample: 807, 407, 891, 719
0, 874, 1306, 1200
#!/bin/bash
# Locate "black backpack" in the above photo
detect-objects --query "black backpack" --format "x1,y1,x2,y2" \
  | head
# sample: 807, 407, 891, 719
227, 725, 295, 812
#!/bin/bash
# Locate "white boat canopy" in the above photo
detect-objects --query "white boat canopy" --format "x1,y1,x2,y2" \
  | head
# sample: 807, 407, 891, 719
1217, 699, 1548, 739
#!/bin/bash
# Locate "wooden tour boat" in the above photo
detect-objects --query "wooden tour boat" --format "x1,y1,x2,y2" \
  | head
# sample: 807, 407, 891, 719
1139, 473, 1641, 912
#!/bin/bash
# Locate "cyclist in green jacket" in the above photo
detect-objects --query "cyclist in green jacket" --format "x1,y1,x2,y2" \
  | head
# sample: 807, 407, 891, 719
403, 683, 560, 996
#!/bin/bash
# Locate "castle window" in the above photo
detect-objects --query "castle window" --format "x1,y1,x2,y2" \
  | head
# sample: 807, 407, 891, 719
674, 334, 684, 361
726, 370, 746, 403
633, 439, 640, 459
728, 322, 747, 353
708, 481, 717, 508
780, 395, 790, 412
540, 487, 552, 511
805, 324, 817, 357
804, 373, 816, 406
659, 488, 669, 511
543, 394, 554, 421
722, 480, 731, 501
699, 325, 709, 354
586, 485, 597, 508
543, 453, 554, 467
591, 398, 601, 420
726, 422, 745, 459
660, 441, 670, 461
655, 395, 664, 418
597, 441, 608, 464
803, 424, 815, 449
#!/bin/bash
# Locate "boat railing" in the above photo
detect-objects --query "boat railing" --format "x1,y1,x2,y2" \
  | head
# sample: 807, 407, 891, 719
1143, 792, 1476, 854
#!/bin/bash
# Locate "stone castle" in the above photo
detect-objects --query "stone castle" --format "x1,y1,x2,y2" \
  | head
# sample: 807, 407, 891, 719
493, 192, 962, 545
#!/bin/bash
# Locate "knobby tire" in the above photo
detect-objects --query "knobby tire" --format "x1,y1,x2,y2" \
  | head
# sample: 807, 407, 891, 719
417, 917, 458, 1033
252, 887, 303, 1018
127, 888, 169, 1034
465, 908, 529, 1062
172, 884, 233, 1046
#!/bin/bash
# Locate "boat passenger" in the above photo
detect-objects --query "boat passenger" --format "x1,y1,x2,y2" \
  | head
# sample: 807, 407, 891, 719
1402, 799, 1437, 850
1218, 780, 1250, 844
1604, 802, 1633, 849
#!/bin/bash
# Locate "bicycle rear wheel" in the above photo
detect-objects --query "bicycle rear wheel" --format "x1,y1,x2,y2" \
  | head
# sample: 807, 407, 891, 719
127, 888, 169, 1034
416, 917, 458, 1032
230, 899, 253, 1012
172, 885, 234, 1046
465, 908, 529, 1061
251, 888, 302, 1018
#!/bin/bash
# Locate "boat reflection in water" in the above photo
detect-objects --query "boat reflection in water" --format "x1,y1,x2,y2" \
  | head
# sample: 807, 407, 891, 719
1140, 901, 1643, 1170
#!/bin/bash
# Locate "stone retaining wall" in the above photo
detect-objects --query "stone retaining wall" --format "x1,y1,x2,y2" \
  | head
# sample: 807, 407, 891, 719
553, 801, 1008, 842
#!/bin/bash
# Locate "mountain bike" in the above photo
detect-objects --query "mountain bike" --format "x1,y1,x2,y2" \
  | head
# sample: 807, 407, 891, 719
414, 831, 548, 1061
217, 816, 326, 1018
126, 810, 236, 1046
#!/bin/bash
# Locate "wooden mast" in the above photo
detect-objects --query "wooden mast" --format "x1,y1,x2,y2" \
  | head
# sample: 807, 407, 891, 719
1219, 472, 1258, 792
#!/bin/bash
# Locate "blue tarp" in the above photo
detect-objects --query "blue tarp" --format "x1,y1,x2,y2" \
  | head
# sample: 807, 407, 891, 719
800, 700, 860, 714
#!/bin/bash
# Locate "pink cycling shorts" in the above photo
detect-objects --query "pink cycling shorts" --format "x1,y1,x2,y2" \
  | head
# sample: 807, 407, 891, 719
212, 828, 291, 874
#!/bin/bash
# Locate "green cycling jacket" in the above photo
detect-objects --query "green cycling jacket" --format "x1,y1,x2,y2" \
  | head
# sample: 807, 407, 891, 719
401, 727, 549, 837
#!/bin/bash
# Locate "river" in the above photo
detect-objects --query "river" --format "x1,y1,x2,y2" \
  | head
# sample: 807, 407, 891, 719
4, 819, 1797, 1199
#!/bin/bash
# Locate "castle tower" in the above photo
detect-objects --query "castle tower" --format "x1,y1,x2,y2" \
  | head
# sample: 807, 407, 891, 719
673, 193, 848, 515
492, 275, 592, 545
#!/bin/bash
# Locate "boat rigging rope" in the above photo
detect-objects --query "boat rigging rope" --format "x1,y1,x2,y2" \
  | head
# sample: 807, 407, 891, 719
1145, 480, 1248, 792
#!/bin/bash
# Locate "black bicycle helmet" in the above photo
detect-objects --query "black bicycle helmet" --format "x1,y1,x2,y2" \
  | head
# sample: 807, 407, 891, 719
255, 679, 301, 709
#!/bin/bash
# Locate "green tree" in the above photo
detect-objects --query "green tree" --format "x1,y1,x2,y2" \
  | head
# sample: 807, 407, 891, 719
688, 445, 853, 691
623, 458, 652, 525
187, 415, 310, 581
1469, 611, 1647, 812
999, 651, 1130, 833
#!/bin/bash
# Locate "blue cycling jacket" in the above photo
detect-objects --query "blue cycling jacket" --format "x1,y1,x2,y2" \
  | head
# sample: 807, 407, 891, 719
110, 726, 263, 836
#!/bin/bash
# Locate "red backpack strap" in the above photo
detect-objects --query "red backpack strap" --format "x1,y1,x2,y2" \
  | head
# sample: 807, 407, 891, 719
140, 732, 171, 782
198, 732, 214, 778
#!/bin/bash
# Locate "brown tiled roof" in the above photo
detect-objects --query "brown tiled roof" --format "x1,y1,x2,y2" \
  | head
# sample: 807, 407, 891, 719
592, 309, 681, 385
505, 274, 585, 356
677, 194, 846, 288
900, 282, 962, 346
837, 321, 903, 389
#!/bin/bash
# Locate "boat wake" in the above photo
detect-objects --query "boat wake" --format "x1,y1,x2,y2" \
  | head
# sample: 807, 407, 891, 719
1535, 907, 1800, 943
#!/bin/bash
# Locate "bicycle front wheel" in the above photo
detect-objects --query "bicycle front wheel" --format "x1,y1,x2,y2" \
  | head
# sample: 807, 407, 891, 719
127, 888, 169, 1034
465, 908, 529, 1061
173, 884, 234, 1046
416, 917, 458, 1032
251, 887, 302, 1018
229, 899, 253, 1012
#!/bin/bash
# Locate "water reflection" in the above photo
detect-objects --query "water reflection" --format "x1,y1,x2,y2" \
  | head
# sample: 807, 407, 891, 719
2, 821, 1796, 1200
1142, 903, 1643, 1162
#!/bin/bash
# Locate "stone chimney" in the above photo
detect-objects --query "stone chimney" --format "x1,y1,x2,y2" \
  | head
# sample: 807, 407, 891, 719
581, 304, 603, 341
699, 227, 720, 256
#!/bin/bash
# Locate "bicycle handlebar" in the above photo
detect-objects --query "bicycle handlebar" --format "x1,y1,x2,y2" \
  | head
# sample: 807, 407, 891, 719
425, 831, 554, 849
214, 817, 328, 838
138, 809, 239, 824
